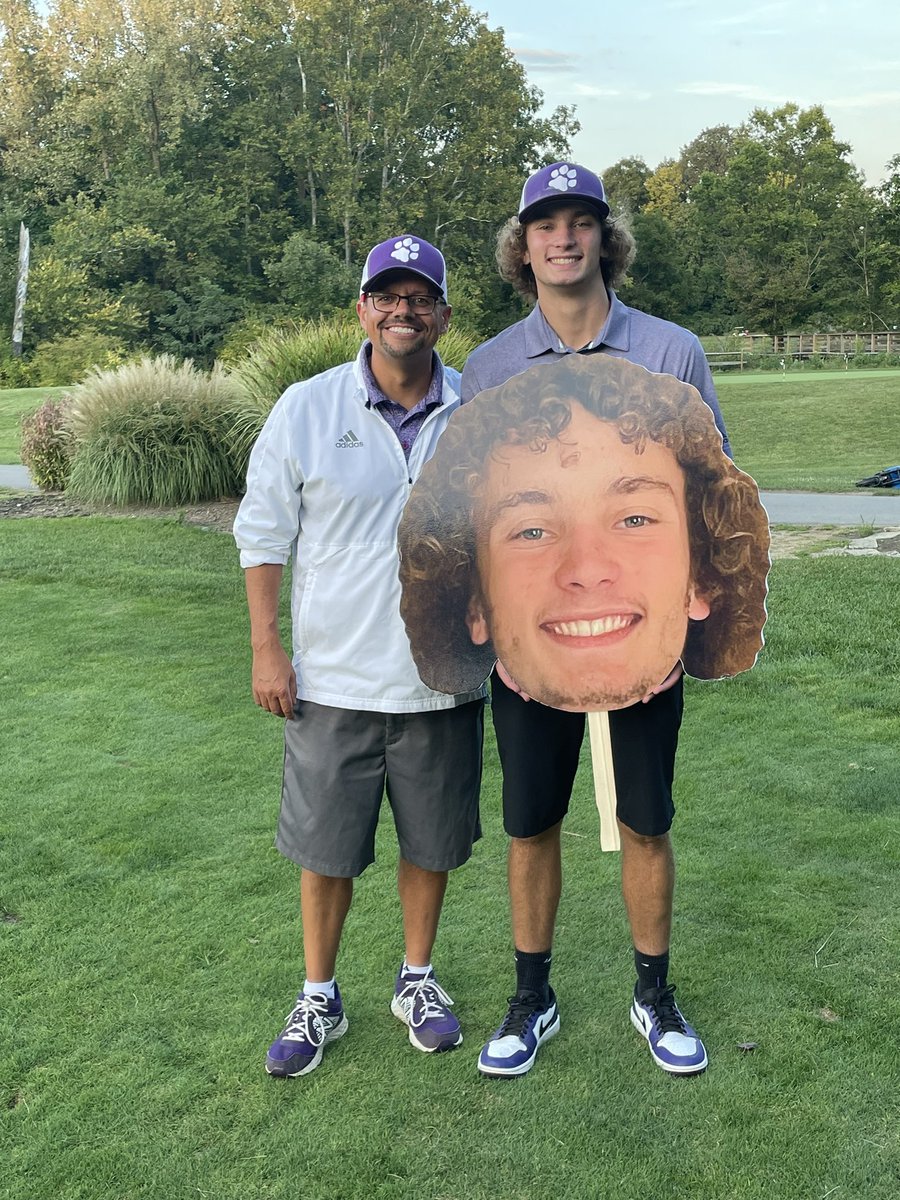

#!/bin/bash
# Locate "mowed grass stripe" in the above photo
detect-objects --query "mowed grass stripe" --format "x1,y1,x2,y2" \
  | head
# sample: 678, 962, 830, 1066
716, 371, 900, 491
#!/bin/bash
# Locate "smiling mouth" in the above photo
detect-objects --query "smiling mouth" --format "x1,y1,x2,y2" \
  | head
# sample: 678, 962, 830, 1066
548, 255, 581, 265
545, 614, 637, 637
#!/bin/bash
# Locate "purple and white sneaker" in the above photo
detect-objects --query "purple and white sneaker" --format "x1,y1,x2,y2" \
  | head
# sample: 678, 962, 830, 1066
630, 984, 708, 1075
391, 967, 462, 1052
477, 989, 560, 1077
265, 986, 348, 1077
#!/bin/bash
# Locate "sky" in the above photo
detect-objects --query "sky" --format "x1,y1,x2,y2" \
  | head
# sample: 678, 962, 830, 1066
477, 0, 900, 186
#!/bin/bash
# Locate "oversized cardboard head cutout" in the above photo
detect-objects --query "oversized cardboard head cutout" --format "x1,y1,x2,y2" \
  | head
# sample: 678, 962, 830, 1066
399, 355, 770, 711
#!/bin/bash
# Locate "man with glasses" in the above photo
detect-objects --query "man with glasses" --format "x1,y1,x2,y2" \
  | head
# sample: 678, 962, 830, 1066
234, 234, 485, 1078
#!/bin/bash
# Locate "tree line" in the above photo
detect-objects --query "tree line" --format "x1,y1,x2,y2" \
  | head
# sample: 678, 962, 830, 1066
1, 0, 898, 377
604, 106, 900, 338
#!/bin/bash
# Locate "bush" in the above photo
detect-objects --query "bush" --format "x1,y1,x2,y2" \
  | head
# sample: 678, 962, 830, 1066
20, 395, 76, 492
0, 347, 30, 388
28, 332, 131, 387
216, 312, 298, 366
66, 355, 248, 506
228, 315, 480, 466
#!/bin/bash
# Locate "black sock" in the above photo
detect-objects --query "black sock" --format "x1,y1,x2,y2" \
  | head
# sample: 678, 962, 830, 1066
634, 948, 669, 995
515, 948, 552, 1003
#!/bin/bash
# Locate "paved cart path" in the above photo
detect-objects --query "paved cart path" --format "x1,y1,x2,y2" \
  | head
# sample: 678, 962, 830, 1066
1, 464, 899, 527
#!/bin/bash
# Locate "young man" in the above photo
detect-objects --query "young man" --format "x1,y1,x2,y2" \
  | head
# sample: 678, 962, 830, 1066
398, 354, 769, 709
234, 234, 485, 1078
459, 163, 733, 1078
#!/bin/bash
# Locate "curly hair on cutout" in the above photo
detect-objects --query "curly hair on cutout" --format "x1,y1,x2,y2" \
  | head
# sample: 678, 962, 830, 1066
495, 213, 637, 301
398, 354, 769, 696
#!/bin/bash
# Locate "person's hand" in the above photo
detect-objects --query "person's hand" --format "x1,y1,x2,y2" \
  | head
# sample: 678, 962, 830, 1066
495, 659, 533, 702
642, 661, 683, 703
251, 643, 297, 718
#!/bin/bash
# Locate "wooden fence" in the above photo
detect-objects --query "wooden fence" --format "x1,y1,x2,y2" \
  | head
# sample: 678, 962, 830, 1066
706, 330, 900, 370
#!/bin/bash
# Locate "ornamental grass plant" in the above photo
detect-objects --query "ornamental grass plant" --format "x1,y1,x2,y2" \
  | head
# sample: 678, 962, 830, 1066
228, 316, 480, 467
65, 355, 247, 506
19, 393, 75, 491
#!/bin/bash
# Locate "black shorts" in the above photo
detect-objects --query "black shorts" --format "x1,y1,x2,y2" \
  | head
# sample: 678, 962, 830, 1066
490, 671, 682, 839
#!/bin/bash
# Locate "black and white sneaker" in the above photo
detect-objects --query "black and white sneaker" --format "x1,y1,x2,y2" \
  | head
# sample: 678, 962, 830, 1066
477, 989, 560, 1077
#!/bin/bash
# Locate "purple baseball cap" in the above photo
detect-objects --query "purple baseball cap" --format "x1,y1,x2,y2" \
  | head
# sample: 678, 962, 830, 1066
518, 162, 610, 224
359, 235, 448, 300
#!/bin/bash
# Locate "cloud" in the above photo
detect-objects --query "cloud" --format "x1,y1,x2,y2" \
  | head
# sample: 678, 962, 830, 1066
573, 84, 653, 101
705, 1, 787, 28
679, 81, 792, 104
510, 47, 580, 73
825, 91, 900, 110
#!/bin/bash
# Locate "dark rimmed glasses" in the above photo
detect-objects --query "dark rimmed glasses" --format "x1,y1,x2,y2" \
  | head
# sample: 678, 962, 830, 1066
366, 292, 442, 314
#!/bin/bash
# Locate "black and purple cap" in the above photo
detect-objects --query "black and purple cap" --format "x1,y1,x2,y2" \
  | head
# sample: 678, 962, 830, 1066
360, 235, 448, 301
518, 162, 610, 225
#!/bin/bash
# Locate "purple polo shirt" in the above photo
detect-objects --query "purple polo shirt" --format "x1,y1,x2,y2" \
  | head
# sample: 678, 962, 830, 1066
461, 291, 731, 458
361, 343, 445, 461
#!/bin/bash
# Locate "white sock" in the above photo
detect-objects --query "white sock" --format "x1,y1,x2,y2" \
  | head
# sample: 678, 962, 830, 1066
303, 977, 336, 998
402, 961, 433, 978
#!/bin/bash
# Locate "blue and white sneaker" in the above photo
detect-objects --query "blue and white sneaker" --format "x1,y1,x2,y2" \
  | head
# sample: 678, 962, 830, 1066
630, 984, 707, 1075
391, 967, 462, 1052
477, 989, 560, 1077
265, 986, 348, 1077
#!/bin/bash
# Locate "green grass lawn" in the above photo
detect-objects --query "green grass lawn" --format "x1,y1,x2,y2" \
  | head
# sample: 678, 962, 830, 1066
0, 386, 69, 462
3, 518, 899, 1199
716, 369, 900, 491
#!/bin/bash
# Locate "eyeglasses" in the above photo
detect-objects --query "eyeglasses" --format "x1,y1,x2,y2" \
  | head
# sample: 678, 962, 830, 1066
366, 292, 442, 314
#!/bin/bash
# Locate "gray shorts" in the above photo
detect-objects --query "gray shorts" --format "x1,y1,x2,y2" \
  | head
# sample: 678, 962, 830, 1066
276, 699, 484, 877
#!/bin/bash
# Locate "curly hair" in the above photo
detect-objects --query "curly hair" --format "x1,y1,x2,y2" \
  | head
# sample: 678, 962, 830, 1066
496, 213, 637, 301
398, 354, 769, 697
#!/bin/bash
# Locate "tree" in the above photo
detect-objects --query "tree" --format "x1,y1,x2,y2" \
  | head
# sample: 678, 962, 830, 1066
264, 231, 356, 317
690, 104, 870, 332
678, 124, 740, 191
1, 0, 577, 351
602, 156, 650, 215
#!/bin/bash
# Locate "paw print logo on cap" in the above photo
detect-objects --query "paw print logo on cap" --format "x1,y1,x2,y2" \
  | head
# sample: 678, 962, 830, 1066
548, 164, 578, 193
390, 237, 420, 263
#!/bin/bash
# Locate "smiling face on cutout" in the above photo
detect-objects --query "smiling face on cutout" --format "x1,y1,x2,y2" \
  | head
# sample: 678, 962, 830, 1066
465, 402, 711, 711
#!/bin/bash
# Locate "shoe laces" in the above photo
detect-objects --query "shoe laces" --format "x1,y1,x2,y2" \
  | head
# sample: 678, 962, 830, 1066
280, 992, 331, 1043
396, 975, 454, 1028
640, 984, 686, 1036
497, 991, 544, 1039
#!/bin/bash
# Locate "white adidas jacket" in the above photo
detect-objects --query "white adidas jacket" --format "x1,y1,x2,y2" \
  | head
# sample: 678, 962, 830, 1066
234, 347, 484, 712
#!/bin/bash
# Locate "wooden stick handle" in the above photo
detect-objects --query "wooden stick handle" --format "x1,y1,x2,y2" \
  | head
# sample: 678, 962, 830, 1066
588, 710, 620, 852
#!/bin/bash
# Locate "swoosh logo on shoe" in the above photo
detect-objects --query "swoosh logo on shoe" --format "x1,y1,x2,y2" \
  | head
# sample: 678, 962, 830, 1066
536, 1011, 556, 1037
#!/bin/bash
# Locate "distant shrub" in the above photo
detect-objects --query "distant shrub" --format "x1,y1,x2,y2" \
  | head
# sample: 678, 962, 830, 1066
216, 312, 298, 366
28, 332, 131, 387
849, 351, 900, 369
66, 355, 247, 506
0, 347, 30, 388
20, 395, 75, 492
228, 315, 480, 466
